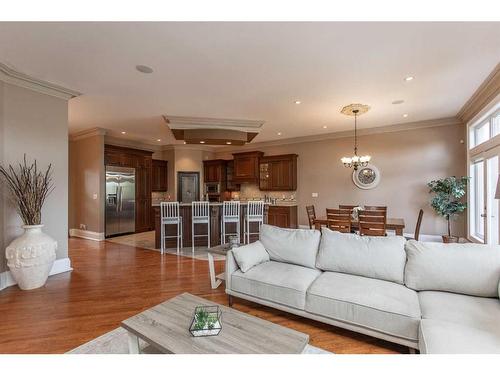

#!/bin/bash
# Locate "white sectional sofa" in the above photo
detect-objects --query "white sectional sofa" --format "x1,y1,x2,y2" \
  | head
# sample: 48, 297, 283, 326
225, 224, 500, 354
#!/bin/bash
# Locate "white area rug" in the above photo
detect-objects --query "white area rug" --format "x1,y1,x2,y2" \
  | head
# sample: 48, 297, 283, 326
106, 231, 224, 261
67, 327, 331, 354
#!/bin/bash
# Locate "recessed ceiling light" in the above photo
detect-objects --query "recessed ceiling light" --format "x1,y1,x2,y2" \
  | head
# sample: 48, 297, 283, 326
200, 141, 205, 144
392, 99, 405, 105
403, 114, 409, 118
136, 65, 153, 74
322, 126, 328, 129
183, 141, 187, 144
121, 131, 126, 134
277, 132, 282, 136
294, 100, 301, 105
226, 141, 232, 145
404, 76, 414, 81
156, 139, 161, 142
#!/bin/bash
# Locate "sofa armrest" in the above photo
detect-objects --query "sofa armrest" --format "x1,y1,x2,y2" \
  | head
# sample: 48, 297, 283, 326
225, 249, 239, 291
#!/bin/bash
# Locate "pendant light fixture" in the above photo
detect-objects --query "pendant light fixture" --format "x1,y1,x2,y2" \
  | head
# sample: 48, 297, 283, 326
340, 103, 371, 170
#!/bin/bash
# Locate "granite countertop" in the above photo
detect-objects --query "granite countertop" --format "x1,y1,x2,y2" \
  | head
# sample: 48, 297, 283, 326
152, 201, 297, 207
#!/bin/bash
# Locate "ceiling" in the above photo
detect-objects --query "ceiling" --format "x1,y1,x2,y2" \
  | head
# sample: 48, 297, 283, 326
0, 22, 499, 146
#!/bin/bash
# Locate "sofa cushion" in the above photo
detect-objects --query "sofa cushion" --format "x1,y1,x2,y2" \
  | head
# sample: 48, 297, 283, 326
418, 291, 500, 331
259, 224, 321, 269
316, 228, 407, 284
405, 240, 500, 297
305, 272, 421, 341
232, 240, 270, 272
231, 261, 321, 309
419, 319, 500, 354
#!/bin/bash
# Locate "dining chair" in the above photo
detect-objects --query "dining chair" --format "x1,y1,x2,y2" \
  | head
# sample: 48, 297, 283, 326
221, 201, 241, 244
244, 200, 265, 244
306, 205, 316, 229
192, 201, 210, 253
405, 209, 424, 241
326, 208, 351, 233
358, 209, 387, 236
364, 205, 387, 212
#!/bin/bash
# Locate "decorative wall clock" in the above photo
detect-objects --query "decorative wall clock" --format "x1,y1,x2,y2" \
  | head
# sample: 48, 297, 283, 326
352, 164, 381, 190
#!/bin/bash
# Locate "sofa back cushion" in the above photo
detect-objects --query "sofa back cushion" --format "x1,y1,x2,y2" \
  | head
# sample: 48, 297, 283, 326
405, 240, 500, 297
259, 224, 320, 269
315, 228, 407, 284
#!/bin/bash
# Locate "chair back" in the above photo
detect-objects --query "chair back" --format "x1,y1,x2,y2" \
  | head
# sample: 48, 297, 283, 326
247, 201, 264, 220
192, 201, 209, 218
223, 201, 241, 219
364, 205, 387, 212
414, 209, 424, 241
326, 208, 351, 233
161, 202, 180, 221
306, 205, 316, 229
358, 209, 387, 236
339, 205, 358, 212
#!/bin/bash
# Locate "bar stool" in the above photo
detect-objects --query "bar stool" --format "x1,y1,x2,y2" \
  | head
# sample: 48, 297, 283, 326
244, 201, 264, 244
221, 201, 240, 245
160, 202, 183, 254
192, 201, 210, 253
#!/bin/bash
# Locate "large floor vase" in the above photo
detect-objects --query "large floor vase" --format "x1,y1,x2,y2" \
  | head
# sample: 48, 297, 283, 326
6, 224, 57, 290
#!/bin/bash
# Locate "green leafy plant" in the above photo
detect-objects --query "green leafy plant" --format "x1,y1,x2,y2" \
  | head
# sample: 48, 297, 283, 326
427, 176, 468, 237
193, 307, 219, 330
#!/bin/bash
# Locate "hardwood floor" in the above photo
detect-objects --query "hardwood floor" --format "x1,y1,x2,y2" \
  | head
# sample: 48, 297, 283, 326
0, 238, 407, 354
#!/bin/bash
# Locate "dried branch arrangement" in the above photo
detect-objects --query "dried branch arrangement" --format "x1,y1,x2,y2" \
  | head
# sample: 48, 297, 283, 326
0, 155, 54, 225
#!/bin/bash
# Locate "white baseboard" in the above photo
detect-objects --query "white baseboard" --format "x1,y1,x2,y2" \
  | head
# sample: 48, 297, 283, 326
0, 257, 73, 291
69, 228, 105, 241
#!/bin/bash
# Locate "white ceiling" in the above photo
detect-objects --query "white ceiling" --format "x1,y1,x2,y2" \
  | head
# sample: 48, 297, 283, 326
0, 22, 499, 145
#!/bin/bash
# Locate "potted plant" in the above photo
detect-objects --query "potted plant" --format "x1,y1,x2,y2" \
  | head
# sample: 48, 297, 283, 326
427, 176, 468, 243
0, 155, 57, 290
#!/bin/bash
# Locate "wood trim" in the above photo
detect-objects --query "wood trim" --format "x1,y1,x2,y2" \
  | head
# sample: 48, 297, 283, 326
457, 63, 500, 124
69, 127, 107, 141
0, 62, 81, 100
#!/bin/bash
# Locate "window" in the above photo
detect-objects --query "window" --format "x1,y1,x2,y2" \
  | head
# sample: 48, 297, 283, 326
469, 108, 500, 148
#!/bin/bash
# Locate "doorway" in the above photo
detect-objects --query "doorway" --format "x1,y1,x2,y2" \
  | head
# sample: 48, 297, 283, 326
177, 172, 200, 203
469, 145, 500, 244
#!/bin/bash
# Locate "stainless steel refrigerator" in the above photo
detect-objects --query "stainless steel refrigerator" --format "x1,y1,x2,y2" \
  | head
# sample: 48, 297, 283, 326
105, 166, 135, 237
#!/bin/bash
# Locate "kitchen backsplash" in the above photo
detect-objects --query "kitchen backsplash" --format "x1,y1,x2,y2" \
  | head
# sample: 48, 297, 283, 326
152, 191, 173, 204
230, 183, 296, 201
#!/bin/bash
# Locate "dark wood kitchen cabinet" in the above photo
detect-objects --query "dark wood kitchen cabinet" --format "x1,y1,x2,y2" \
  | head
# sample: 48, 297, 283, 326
225, 160, 240, 191
105, 145, 153, 232
267, 205, 298, 228
203, 159, 226, 183
232, 151, 264, 183
259, 154, 297, 191
152, 159, 168, 192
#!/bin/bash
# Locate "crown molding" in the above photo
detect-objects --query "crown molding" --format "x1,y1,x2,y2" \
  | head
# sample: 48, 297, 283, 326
0, 62, 81, 100
161, 144, 218, 152
104, 135, 161, 153
163, 115, 264, 132
457, 63, 500, 124
217, 117, 463, 152
69, 127, 107, 141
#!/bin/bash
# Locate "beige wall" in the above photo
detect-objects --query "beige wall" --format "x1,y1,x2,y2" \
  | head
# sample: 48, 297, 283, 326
69, 134, 105, 233
174, 148, 215, 200
0, 82, 69, 272
216, 122, 467, 237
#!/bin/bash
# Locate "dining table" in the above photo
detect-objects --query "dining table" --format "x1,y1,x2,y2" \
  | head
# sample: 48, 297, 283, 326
313, 216, 405, 235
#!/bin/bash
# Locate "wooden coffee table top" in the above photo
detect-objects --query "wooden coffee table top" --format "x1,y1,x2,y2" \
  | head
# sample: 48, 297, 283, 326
121, 293, 309, 354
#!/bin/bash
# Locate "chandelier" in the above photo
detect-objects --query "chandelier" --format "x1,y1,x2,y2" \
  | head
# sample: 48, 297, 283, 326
340, 103, 371, 170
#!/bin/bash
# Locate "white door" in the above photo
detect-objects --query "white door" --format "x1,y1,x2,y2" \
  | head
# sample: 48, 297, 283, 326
469, 146, 500, 244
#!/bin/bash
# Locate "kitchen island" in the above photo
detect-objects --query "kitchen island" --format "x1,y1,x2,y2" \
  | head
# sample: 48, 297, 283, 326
152, 202, 297, 249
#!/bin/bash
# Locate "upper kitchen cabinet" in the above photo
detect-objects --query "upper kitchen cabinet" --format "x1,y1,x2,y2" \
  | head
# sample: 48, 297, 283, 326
203, 159, 227, 183
259, 154, 298, 191
232, 151, 264, 183
225, 160, 240, 191
152, 159, 168, 192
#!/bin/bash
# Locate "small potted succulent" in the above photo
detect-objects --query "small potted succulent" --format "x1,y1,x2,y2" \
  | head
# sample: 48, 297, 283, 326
0, 155, 57, 289
428, 176, 468, 243
189, 306, 222, 337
